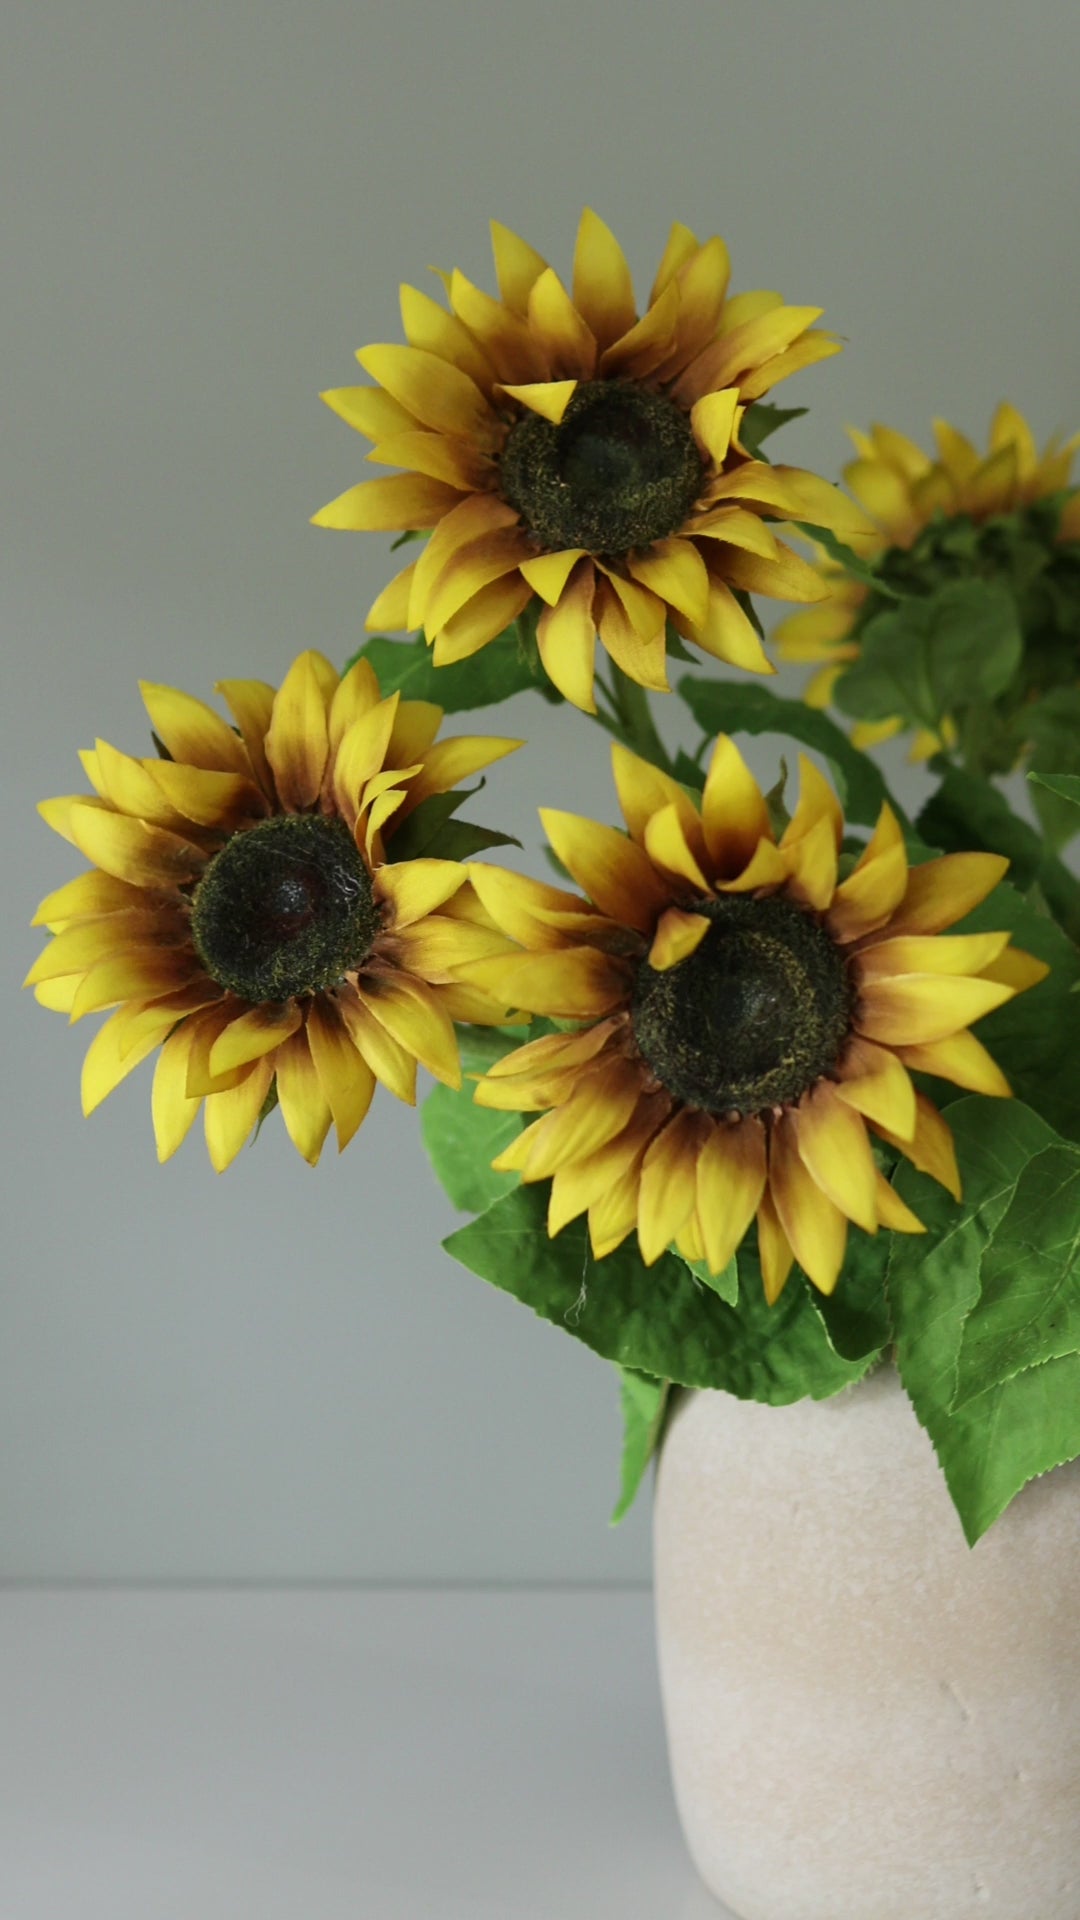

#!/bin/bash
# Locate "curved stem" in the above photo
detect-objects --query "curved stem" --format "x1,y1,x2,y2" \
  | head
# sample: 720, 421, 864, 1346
595, 665, 676, 775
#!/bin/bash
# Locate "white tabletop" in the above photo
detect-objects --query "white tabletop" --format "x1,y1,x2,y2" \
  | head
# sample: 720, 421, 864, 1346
0, 1587, 732, 1919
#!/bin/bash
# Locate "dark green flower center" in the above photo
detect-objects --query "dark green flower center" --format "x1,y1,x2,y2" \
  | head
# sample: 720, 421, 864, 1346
191, 814, 379, 1003
630, 893, 854, 1117
499, 380, 706, 556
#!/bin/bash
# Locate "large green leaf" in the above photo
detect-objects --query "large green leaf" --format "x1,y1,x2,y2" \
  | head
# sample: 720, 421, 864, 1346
349, 616, 558, 713
421, 1024, 531, 1215
953, 1143, 1080, 1405
835, 581, 1023, 731
739, 402, 807, 459
678, 676, 898, 829
421, 1080, 523, 1216
444, 1184, 875, 1403
677, 1254, 739, 1306
611, 1370, 670, 1524
389, 784, 519, 863
1029, 770, 1080, 810
811, 1225, 894, 1362
889, 1097, 1068, 1542
917, 763, 1080, 947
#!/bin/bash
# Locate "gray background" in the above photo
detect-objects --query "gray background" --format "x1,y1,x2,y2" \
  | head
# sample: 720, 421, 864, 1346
4, 0, 1078, 1581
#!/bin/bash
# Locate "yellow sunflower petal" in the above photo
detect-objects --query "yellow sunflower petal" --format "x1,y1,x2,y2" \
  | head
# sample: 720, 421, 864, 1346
547, 1110, 656, 1237
611, 743, 707, 857
522, 1061, 644, 1182
376, 858, 466, 928
65, 805, 203, 894
596, 577, 669, 692
599, 279, 680, 380
689, 581, 774, 674
70, 950, 195, 1021
769, 1115, 849, 1296
466, 948, 629, 1019
572, 208, 636, 349
696, 1118, 768, 1277
536, 563, 598, 712
355, 343, 495, 440
203, 1057, 275, 1173
367, 429, 492, 492
31, 871, 147, 929
399, 283, 494, 390
313, 473, 465, 533
331, 696, 402, 823
644, 803, 711, 892
143, 762, 266, 832
361, 973, 462, 1088
781, 754, 844, 853
273, 1030, 333, 1166
424, 527, 533, 640
449, 269, 546, 382
793, 1082, 879, 1233
700, 735, 772, 876
647, 907, 709, 971
138, 683, 252, 775
322, 383, 418, 439
895, 1029, 1012, 1099
783, 814, 838, 912
890, 853, 1010, 936
637, 1111, 704, 1265
499, 379, 577, 425
526, 267, 597, 380
625, 538, 710, 628
834, 1034, 917, 1139
432, 573, 533, 665
650, 221, 700, 301
398, 734, 522, 811
856, 930, 1011, 980
79, 1003, 171, 1116
152, 1021, 204, 1161
538, 808, 671, 933
756, 1186, 796, 1306
337, 992, 418, 1104
873, 1092, 961, 1200
856, 973, 1016, 1046
306, 998, 377, 1150
688, 388, 740, 468
366, 562, 419, 633
490, 220, 549, 315
588, 1155, 646, 1259
208, 1002, 303, 1077
977, 948, 1050, 992
215, 678, 276, 793
264, 650, 334, 812
873, 1171, 926, 1235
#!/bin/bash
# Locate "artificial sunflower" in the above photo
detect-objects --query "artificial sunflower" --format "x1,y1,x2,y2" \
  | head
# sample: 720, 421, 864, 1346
313, 209, 869, 711
777, 402, 1080, 752
27, 650, 518, 1169
462, 739, 1046, 1299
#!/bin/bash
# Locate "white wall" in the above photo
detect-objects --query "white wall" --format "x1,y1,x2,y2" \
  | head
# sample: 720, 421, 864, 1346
4, 0, 1079, 1579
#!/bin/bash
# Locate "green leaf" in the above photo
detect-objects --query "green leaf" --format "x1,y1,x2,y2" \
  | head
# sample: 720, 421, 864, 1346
678, 1254, 739, 1306
811, 1227, 893, 1362
611, 1370, 670, 1524
739, 402, 807, 459
453, 1022, 533, 1075
1026, 698, 1080, 849
1029, 770, 1080, 809
889, 1097, 1066, 1542
836, 581, 1023, 731
444, 1185, 875, 1402
953, 1144, 1080, 1405
387, 782, 518, 863
348, 616, 558, 713
795, 522, 904, 598
916, 763, 1080, 948
420, 1075, 523, 1216
678, 676, 900, 829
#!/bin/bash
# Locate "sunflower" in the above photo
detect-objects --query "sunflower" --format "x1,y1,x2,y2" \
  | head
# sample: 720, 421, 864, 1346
461, 739, 1046, 1299
27, 650, 519, 1169
777, 402, 1080, 753
313, 209, 869, 711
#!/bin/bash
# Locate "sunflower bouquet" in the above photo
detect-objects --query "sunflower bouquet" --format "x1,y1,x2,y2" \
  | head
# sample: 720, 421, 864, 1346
28, 212, 1080, 1548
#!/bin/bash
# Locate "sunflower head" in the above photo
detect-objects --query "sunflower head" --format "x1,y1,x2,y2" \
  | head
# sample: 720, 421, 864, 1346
27, 650, 520, 1170
460, 737, 1047, 1300
314, 209, 870, 711
777, 403, 1080, 763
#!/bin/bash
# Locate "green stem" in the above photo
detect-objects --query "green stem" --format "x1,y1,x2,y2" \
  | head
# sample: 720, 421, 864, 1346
598, 666, 676, 774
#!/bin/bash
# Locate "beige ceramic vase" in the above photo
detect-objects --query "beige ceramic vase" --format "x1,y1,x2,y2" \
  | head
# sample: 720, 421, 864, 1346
653, 1365, 1080, 1920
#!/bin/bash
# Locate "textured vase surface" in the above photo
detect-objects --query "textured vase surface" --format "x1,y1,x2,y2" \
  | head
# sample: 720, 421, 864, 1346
653, 1366, 1080, 1920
